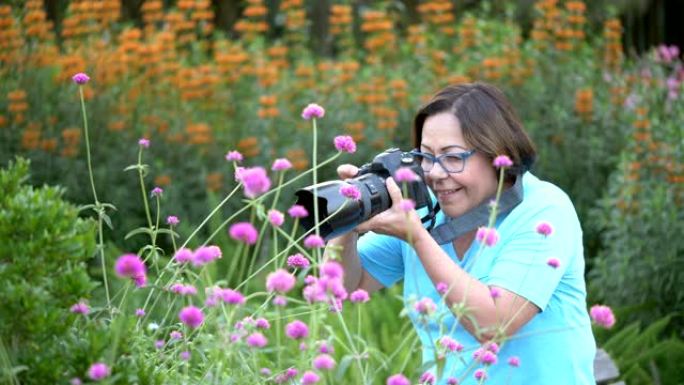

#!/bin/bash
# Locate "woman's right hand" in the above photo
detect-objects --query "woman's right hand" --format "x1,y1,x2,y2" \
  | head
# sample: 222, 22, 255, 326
336, 164, 359, 180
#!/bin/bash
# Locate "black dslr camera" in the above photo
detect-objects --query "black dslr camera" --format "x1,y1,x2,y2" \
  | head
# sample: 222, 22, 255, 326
294, 148, 434, 240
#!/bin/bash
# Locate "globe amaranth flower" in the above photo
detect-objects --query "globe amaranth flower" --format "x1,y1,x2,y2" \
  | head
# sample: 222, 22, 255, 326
272, 295, 287, 307
386, 374, 410, 385
70, 301, 90, 315
150, 187, 163, 197
180, 351, 191, 361
246, 332, 268, 348
236, 166, 271, 198
170, 330, 183, 340
225, 150, 243, 162
474, 369, 487, 381
301, 370, 320, 385
492, 155, 513, 168
173, 248, 194, 264
414, 297, 436, 315
349, 289, 370, 303
285, 319, 309, 339
87, 362, 110, 381
304, 234, 325, 248
439, 336, 463, 353
313, 354, 336, 370
301, 103, 325, 120
135, 308, 145, 317
229, 222, 258, 245
266, 269, 296, 294
590, 304, 616, 328
114, 254, 147, 287
333, 135, 356, 153
154, 339, 165, 349
72, 72, 90, 85
547, 257, 561, 269
138, 138, 150, 148
489, 286, 501, 298
220, 288, 246, 306
166, 215, 179, 226
399, 199, 415, 212
271, 158, 292, 171
286, 253, 310, 269
419, 371, 435, 384
178, 306, 204, 329
446, 378, 458, 385
535, 221, 554, 236
192, 245, 222, 266
394, 167, 419, 182
268, 209, 285, 227
436, 282, 448, 294
339, 184, 361, 200
508, 356, 521, 367
287, 204, 308, 218
476, 226, 499, 247
255, 318, 270, 329
320, 260, 344, 279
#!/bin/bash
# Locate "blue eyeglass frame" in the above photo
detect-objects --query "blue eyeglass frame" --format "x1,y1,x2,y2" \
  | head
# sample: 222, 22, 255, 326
409, 149, 477, 174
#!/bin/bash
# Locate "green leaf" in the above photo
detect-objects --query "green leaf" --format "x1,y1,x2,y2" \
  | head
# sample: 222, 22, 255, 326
334, 354, 355, 381
124, 227, 153, 240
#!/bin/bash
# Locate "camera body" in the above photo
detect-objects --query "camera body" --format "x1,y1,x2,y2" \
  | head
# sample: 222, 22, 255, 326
294, 148, 432, 240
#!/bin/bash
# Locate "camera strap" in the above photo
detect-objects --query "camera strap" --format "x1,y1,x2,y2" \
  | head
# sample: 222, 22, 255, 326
427, 175, 524, 245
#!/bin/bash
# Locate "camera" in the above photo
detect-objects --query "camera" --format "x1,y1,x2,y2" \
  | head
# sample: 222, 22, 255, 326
294, 148, 433, 240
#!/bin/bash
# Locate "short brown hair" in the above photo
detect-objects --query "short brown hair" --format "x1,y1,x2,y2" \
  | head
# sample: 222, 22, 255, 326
413, 82, 536, 178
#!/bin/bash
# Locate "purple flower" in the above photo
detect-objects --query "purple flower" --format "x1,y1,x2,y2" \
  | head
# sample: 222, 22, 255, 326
478, 350, 498, 365
260, 368, 272, 376
319, 340, 334, 354
72, 72, 90, 85
225, 150, 243, 162
399, 199, 415, 212
273, 295, 288, 306
70, 301, 90, 315
150, 187, 163, 197
221, 288, 246, 305
229, 222, 258, 245
170, 331, 182, 340
154, 339, 165, 349
135, 308, 145, 317
87, 363, 110, 381
304, 234, 325, 248
414, 297, 436, 315
70, 378, 82, 385
266, 269, 296, 293
180, 350, 191, 361
320, 260, 344, 279
590, 304, 616, 328
474, 369, 487, 381
138, 138, 150, 148
339, 183, 362, 200
394, 167, 419, 182
246, 332, 268, 348
476, 227, 499, 247
350, 289, 370, 303
508, 356, 521, 367
166, 215, 180, 226
272, 158, 292, 171
334, 135, 356, 153
236, 167, 271, 198
386, 374, 410, 385
439, 336, 463, 353
178, 306, 204, 329
268, 209, 285, 227
301, 370, 320, 385
447, 378, 459, 385
493, 155, 513, 168
313, 354, 336, 370
288, 205, 309, 218
255, 318, 271, 329
173, 248, 194, 264
285, 319, 309, 339
301, 103, 325, 120
193, 245, 222, 266
436, 282, 448, 294
287, 253, 310, 269
489, 286, 501, 299
536, 221, 554, 236
419, 371, 435, 384
114, 254, 147, 287
547, 257, 561, 269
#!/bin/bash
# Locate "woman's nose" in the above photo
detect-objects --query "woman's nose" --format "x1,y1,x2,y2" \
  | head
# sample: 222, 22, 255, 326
427, 162, 449, 179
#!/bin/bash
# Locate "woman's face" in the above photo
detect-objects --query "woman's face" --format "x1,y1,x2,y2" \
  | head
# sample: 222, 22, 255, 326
420, 112, 498, 218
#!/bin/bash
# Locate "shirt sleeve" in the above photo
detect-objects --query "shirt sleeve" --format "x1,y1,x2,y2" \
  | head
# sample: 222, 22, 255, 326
485, 193, 582, 311
357, 231, 405, 288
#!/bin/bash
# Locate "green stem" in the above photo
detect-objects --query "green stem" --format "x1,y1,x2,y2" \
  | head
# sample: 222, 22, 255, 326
138, 148, 153, 229
312, 118, 321, 264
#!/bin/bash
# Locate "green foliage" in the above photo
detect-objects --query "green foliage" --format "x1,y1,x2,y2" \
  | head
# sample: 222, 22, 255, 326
0, 157, 98, 384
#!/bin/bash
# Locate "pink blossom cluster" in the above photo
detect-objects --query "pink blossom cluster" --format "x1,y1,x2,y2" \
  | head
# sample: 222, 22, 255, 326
178, 305, 204, 329
439, 336, 464, 353
339, 184, 362, 200
266, 269, 296, 294
287, 253, 311, 269
658, 44, 680, 63
274, 368, 299, 384
493, 155, 513, 168
419, 371, 435, 384
268, 209, 285, 227
173, 245, 223, 267
169, 283, 198, 296
229, 222, 259, 245
204, 286, 246, 307
304, 234, 325, 248
386, 374, 410, 385
288, 204, 308, 218
235, 166, 271, 198
333, 135, 357, 153
590, 304, 616, 328
476, 226, 500, 247
414, 297, 437, 315
114, 254, 147, 287
302, 261, 348, 311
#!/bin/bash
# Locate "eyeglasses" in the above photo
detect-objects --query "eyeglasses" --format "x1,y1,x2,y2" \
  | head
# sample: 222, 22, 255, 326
410, 149, 476, 174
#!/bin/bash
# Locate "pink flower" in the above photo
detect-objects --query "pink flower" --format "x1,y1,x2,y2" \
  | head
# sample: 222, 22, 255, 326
304, 234, 325, 248
193, 245, 222, 266
138, 138, 150, 148
70, 301, 90, 315
414, 297, 436, 315
135, 308, 145, 317
272, 158, 292, 171
150, 187, 163, 197
72, 72, 90, 85
536, 221, 554, 236
170, 331, 182, 340
229, 222, 258, 245
180, 351, 191, 360
154, 339, 165, 349
288, 205, 309, 218
287, 253, 310, 269
436, 282, 448, 294
476, 227, 499, 247
273, 295, 288, 306
419, 371, 435, 384
508, 356, 521, 367
474, 369, 487, 381
485, 341, 499, 354
301, 371, 320, 384
493, 155, 513, 168
590, 305, 616, 328
221, 288, 246, 305
478, 350, 498, 365
313, 354, 336, 370
547, 257, 561, 269
178, 306, 204, 329
439, 336, 463, 352
166, 215, 179, 226
285, 320, 309, 339
87, 363, 110, 381
266, 269, 296, 293
173, 248, 194, 264
399, 199, 415, 212
350, 289, 370, 303
255, 318, 271, 329
268, 209, 285, 227
489, 286, 501, 298
70, 378, 82, 385
340, 184, 361, 200
301, 103, 325, 120
236, 167, 271, 198
334, 135, 356, 153
320, 260, 344, 279
246, 332, 268, 348
114, 254, 147, 287
225, 150, 243, 162
386, 374, 410, 385
447, 378, 458, 385
319, 340, 334, 354
395, 167, 419, 182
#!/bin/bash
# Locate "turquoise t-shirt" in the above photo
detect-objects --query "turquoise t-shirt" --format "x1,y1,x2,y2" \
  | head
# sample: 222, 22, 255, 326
358, 172, 596, 385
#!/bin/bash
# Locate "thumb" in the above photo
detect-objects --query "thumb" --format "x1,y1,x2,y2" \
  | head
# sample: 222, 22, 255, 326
385, 177, 404, 205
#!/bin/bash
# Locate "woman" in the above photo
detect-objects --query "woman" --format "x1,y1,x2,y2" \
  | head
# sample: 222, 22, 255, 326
329, 82, 596, 384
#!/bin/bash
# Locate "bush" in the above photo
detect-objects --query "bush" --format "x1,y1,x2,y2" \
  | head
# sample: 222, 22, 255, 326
0, 157, 97, 384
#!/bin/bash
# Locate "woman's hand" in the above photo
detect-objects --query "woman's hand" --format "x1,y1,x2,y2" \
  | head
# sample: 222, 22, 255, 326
336, 164, 424, 242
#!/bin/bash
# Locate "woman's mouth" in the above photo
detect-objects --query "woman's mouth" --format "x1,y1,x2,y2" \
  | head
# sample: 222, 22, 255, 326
436, 188, 462, 200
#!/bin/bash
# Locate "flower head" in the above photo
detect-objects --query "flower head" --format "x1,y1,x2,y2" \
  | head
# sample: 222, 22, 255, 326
508, 356, 521, 367
493, 155, 513, 168
266, 269, 296, 294
419, 371, 435, 384
166, 215, 180, 226
304, 234, 325, 249
255, 318, 271, 329
178, 306, 204, 329
287, 253, 310, 269
489, 286, 501, 298
399, 199, 415, 212
221, 288, 246, 305
436, 282, 448, 294
87, 363, 110, 381
476, 227, 499, 247
114, 254, 147, 287
272, 295, 288, 307
272, 158, 292, 171
72, 73, 90, 85
70, 301, 90, 315
386, 374, 410, 385
394, 167, 419, 182
414, 297, 436, 315
285, 320, 309, 339
229, 222, 258, 245
246, 332, 268, 348
288, 205, 308, 218
536, 221, 554, 236
439, 336, 463, 353
193, 245, 222, 266
173, 248, 194, 264
150, 187, 163, 197
350, 289, 370, 303
268, 209, 285, 227
340, 184, 361, 200
301, 370, 320, 385
154, 339, 165, 349
135, 308, 145, 317
333, 135, 356, 153
180, 351, 191, 360
547, 257, 561, 269
313, 354, 336, 370
474, 369, 487, 381
236, 167, 271, 198
301, 103, 325, 120
225, 150, 243, 162
320, 260, 344, 279
138, 138, 150, 148
590, 304, 616, 328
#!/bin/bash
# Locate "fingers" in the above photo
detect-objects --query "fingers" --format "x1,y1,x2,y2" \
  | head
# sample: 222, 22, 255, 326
385, 177, 404, 205
337, 164, 359, 180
